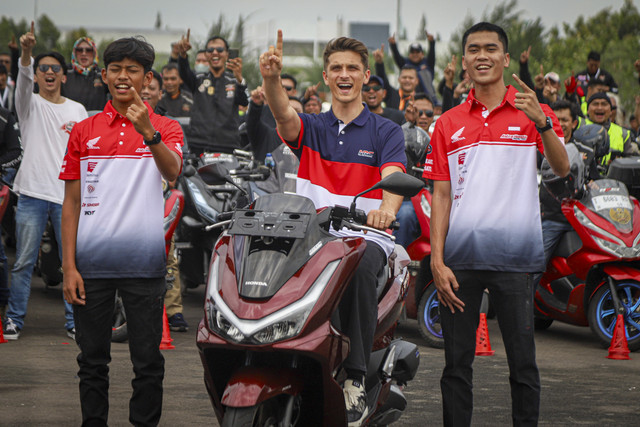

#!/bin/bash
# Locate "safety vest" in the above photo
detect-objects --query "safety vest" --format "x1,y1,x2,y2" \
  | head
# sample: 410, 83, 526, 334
585, 119, 630, 165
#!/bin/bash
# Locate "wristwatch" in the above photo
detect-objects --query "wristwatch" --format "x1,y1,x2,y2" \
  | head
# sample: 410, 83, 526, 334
535, 116, 553, 134
144, 131, 162, 146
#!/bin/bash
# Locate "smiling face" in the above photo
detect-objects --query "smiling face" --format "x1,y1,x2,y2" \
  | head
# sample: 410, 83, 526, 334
35, 56, 66, 96
399, 68, 418, 93
362, 82, 385, 110
322, 50, 369, 107
553, 108, 576, 141
162, 68, 182, 96
414, 98, 435, 132
587, 98, 612, 125
205, 39, 227, 73
462, 31, 509, 88
75, 40, 95, 68
141, 76, 162, 110
102, 58, 151, 111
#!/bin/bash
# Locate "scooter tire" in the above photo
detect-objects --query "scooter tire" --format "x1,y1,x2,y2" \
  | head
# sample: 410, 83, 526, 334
587, 280, 640, 352
111, 323, 128, 343
221, 399, 280, 427
111, 294, 128, 343
417, 284, 444, 349
534, 317, 554, 330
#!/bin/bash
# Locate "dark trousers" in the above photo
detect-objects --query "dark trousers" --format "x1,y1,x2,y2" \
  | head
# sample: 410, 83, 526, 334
440, 270, 540, 427
74, 277, 166, 427
339, 242, 386, 376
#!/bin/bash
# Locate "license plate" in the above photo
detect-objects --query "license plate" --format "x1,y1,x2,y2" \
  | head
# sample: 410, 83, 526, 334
591, 195, 633, 211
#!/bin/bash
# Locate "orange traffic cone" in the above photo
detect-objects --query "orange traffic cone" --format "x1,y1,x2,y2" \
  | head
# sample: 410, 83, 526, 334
159, 305, 175, 350
606, 314, 630, 360
475, 313, 495, 356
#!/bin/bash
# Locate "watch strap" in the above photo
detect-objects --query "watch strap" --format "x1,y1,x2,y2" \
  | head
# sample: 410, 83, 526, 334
144, 131, 162, 146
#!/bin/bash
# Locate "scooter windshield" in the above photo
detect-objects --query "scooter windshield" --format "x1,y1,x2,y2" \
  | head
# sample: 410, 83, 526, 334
582, 179, 634, 234
228, 193, 334, 299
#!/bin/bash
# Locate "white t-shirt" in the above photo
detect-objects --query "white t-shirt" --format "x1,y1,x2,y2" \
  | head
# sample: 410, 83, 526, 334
14, 58, 88, 204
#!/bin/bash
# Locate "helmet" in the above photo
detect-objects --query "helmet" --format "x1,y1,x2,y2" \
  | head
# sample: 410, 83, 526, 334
402, 124, 430, 174
572, 124, 610, 161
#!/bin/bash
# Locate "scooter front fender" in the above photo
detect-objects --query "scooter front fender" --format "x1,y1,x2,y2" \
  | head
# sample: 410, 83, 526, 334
221, 366, 304, 408
601, 265, 640, 282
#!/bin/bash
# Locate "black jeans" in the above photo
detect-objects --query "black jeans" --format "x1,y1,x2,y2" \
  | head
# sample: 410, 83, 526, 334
74, 277, 166, 427
339, 242, 386, 376
440, 270, 540, 427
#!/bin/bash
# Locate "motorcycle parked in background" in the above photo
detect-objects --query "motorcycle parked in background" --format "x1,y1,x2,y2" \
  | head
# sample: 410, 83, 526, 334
197, 172, 423, 426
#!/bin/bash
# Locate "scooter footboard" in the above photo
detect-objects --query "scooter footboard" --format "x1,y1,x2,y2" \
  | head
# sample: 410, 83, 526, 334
221, 366, 304, 407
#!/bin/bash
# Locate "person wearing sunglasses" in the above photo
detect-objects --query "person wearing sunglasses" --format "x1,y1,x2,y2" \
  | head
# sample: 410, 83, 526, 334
404, 92, 435, 136
362, 75, 404, 125
173, 30, 248, 155
63, 37, 108, 111
3, 23, 88, 342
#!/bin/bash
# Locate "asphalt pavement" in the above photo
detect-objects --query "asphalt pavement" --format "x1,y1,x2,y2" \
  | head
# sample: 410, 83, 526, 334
1, 271, 639, 426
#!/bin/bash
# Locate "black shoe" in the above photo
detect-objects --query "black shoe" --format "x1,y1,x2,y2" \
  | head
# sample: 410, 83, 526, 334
168, 313, 189, 332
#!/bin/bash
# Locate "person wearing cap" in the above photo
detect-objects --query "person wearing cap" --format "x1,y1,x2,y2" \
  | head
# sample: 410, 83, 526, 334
388, 31, 437, 103
362, 75, 404, 125
576, 50, 618, 95
585, 92, 633, 164
63, 36, 108, 111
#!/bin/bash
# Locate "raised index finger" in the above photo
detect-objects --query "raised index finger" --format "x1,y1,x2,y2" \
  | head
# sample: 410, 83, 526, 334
186, 28, 190, 42
275, 29, 283, 54
512, 73, 534, 93
30, 21, 35, 35
129, 86, 145, 106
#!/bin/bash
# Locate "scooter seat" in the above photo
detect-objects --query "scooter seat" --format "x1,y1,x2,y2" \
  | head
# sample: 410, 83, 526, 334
552, 230, 582, 259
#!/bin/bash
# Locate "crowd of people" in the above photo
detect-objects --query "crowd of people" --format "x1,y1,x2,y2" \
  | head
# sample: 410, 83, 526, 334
0, 18, 639, 427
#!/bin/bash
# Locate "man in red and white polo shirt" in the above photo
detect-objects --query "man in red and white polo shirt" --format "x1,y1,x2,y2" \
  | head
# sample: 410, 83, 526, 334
60, 37, 183, 426
424, 22, 569, 426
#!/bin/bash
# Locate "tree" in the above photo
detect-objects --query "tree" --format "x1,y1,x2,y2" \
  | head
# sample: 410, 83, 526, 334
35, 14, 60, 56
417, 14, 427, 41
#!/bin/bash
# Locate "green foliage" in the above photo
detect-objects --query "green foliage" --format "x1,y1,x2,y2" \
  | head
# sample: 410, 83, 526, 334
56, 28, 88, 62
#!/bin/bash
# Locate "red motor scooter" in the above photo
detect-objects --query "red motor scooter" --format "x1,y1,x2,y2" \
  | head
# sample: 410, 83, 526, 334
535, 156, 640, 350
197, 172, 423, 426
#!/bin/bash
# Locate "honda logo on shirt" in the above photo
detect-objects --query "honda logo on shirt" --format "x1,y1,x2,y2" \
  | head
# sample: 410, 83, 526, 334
87, 136, 101, 150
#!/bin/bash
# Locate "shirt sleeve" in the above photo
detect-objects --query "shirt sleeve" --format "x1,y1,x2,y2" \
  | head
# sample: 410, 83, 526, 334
538, 105, 564, 155
15, 57, 34, 123
59, 123, 82, 181
159, 117, 184, 160
379, 122, 406, 172
423, 118, 450, 181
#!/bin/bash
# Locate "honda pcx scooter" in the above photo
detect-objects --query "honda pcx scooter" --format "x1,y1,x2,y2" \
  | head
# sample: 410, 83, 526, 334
197, 172, 423, 426
535, 127, 640, 350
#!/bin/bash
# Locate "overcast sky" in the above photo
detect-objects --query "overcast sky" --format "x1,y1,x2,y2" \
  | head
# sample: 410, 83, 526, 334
2, 0, 635, 46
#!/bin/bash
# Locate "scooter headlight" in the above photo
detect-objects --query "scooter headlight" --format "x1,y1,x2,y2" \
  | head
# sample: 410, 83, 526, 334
186, 179, 217, 223
575, 206, 640, 259
205, 257, 340, 344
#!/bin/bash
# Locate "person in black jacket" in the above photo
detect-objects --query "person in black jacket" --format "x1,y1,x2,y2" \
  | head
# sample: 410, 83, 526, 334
387, 31, 437, 103
173, 30, 248, 155
62, 37, 108, 111
0, 106, 22, 312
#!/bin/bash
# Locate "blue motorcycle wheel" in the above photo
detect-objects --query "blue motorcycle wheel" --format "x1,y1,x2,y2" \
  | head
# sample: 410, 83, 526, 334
588, 280, 640, 352
417, 283, 444, 349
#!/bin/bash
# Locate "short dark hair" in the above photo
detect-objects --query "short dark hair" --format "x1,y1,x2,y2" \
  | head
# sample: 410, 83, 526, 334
399, 64, 418, 76
587, 78, 607, 88
162, 62, 179, 73
462, 22, 509, 53
0, 64, 7, 75
103, 37, 155, 73
281, 73, 297, 89
34, 52, 67, 75
551, 100, 577, 121
414, 92, 434, 106
587, 51, 600, 61
150, 69, 162, 88
206, 36, 229, 50
323, 37, 369, 71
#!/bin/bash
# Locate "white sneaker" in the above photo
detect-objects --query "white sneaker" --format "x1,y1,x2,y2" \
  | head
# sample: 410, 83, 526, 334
343, 378, 368, 426
4, 318, 20, 340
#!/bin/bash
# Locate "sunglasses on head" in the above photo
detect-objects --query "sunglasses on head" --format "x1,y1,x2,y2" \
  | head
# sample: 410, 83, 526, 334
418, 109, 434, 117
38, 64, 62, 73
362, 85, 382, 92
206, 47, 226, 53
75, 47, 94, 54
282, 85, 294, 91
